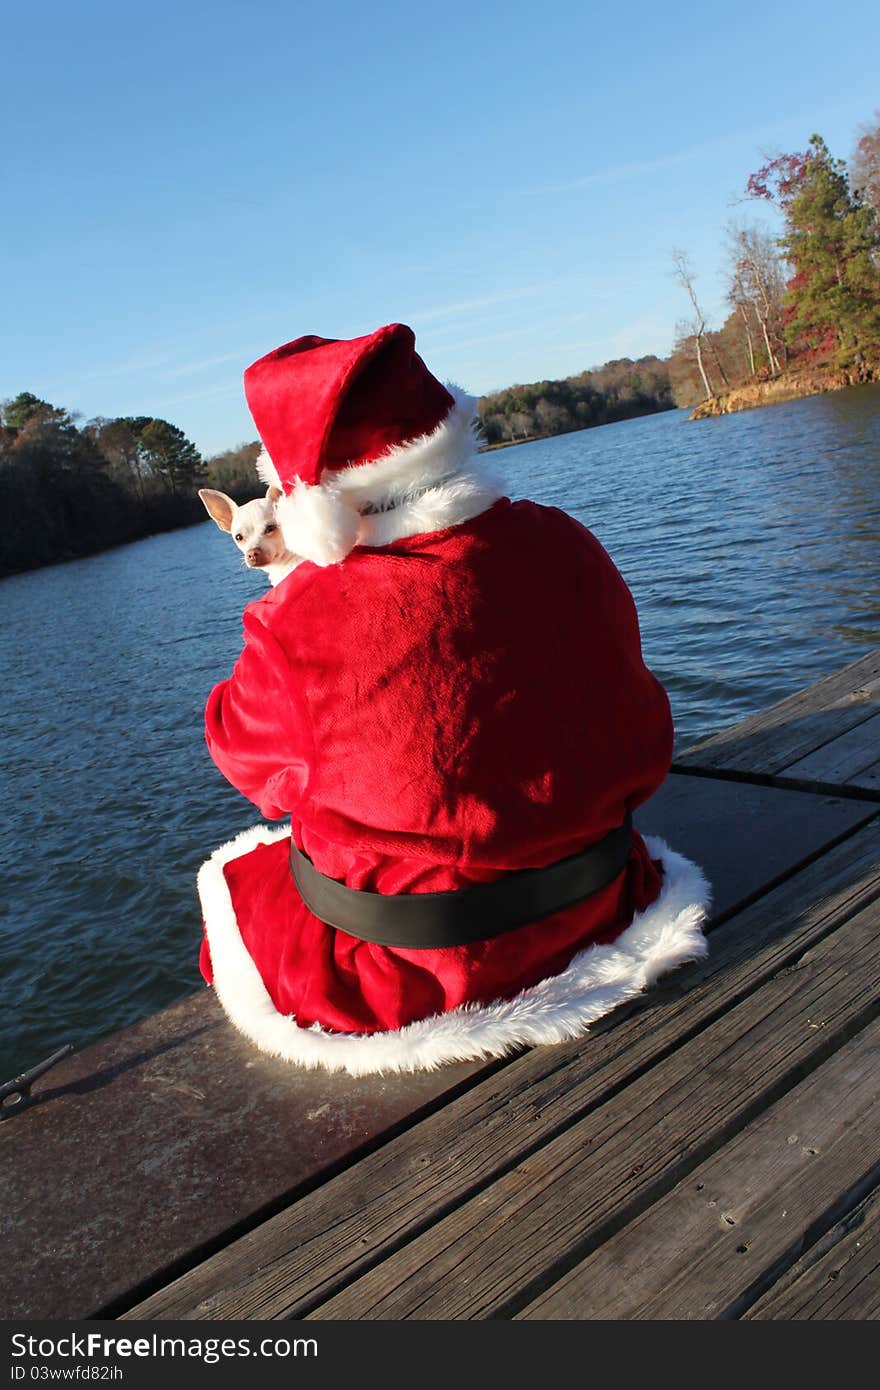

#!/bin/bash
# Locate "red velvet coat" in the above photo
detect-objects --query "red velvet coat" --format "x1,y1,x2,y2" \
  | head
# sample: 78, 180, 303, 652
198, 496, 700, 1063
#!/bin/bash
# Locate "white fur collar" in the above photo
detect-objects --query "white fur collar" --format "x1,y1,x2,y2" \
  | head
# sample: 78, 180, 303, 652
256, 388, 506, 566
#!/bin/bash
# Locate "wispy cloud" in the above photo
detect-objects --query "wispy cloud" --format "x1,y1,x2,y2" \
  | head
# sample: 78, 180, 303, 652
432, 301, 651, 361
528, 109, 852, 203
526, 148, 702, 197
430, 325, 536, 357
411, 286, 544, 324
46, 350, 180, 391
158, 382, 242, 409
44, 347, 243, 397
164, 352, 242, 379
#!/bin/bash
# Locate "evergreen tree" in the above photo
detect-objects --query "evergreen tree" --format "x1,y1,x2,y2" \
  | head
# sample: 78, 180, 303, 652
137, 418, 202, 494
2, 391, 60, 431
749, 135, 880, 368
0, 396, 206, 575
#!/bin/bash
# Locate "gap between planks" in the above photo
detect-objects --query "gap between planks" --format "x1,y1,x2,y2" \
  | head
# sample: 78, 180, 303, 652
744, 1185, 880, 1319
669, 763, 880, 805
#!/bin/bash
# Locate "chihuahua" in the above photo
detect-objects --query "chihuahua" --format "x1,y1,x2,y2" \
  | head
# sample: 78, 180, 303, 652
199, 486, 301, 586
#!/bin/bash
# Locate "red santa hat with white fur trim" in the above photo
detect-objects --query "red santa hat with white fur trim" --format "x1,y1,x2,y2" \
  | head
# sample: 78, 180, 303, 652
246, 323, 485, 567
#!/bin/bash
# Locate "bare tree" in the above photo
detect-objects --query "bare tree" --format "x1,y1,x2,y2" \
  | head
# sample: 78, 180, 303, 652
671, 249, 723, 398
852, 111, 880, 274
87, 416, 149, 497
727, 226, 786, 376
534, 398, 573, 435
728, 269, 757, 377
852, 110, 880, 223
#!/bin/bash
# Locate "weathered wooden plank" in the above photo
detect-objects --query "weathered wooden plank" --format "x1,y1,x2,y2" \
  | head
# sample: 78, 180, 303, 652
517, 1020, 880, 1319
675, 648, 880, 778
307, 895, 880, 1319
781, 713, 880, 794
853, 764, 880, 793
635, 776, 876, 919
124, 821, 880, 1320
9, 775, 870, 1321
745, 1188, 880, 1319
0, 990, 488, 1321
777, 763, 880, 800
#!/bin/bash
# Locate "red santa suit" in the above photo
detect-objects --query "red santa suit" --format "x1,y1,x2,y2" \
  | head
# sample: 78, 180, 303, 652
197, 324, 709, 1074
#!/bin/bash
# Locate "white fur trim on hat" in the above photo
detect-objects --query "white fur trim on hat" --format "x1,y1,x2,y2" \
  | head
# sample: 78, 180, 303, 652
197, 825, 711, 1076
280, 478, 362, 567
256, 388, 506, 567
255, 447, 282, 490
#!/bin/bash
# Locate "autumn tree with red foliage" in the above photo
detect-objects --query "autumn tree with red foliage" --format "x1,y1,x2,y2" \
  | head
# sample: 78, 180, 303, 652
748, 135, 880, 370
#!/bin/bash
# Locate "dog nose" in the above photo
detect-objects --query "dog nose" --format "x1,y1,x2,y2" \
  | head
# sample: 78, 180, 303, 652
246, 548, 264, 566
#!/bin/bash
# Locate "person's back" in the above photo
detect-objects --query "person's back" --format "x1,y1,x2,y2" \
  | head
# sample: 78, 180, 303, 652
197, 323, 710, 1073
233, 495, 672, 888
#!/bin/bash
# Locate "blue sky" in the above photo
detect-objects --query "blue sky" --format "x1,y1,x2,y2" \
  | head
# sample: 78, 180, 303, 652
3, 1, 879, 455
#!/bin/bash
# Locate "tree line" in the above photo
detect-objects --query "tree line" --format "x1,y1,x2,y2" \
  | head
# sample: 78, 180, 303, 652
477, 356, 675, 445
0, 350, 679, 577
669, 115, 880, 406
0, 392, 260, 577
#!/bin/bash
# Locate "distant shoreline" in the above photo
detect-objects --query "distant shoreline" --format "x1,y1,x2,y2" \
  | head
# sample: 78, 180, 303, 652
479, 401, 677, 452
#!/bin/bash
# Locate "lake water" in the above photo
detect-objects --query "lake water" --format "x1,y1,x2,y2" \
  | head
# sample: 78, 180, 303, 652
1, 385, 879, 1078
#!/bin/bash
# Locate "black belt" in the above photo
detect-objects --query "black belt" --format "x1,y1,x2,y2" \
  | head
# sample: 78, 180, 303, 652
289, 813, 633, 949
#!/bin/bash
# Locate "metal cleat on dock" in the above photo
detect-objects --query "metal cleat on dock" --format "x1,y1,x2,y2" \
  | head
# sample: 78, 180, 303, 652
0, 1044, 74, 1120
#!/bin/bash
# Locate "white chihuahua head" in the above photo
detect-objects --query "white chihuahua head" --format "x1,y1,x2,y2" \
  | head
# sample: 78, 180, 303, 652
198, 486, 301, 586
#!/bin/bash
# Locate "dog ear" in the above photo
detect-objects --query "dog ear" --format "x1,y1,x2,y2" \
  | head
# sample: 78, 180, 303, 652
266, 485, 283, 503
198, 488, 235, 532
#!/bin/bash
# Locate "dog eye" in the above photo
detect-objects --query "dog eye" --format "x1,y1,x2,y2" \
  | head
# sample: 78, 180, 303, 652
234, 533, 244, 542
264, 523, 278, 534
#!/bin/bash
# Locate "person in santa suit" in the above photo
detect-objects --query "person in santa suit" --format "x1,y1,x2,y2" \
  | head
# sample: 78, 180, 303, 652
197, 322, 710, 1074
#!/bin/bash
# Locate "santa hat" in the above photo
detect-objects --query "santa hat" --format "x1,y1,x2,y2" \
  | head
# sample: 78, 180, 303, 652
245, 323, 495, 567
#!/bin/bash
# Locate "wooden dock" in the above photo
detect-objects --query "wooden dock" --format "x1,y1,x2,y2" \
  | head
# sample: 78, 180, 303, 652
3, 649, 879, 1321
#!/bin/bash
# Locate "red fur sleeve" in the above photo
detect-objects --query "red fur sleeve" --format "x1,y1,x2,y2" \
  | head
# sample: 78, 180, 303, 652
204, 603, 312, 821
